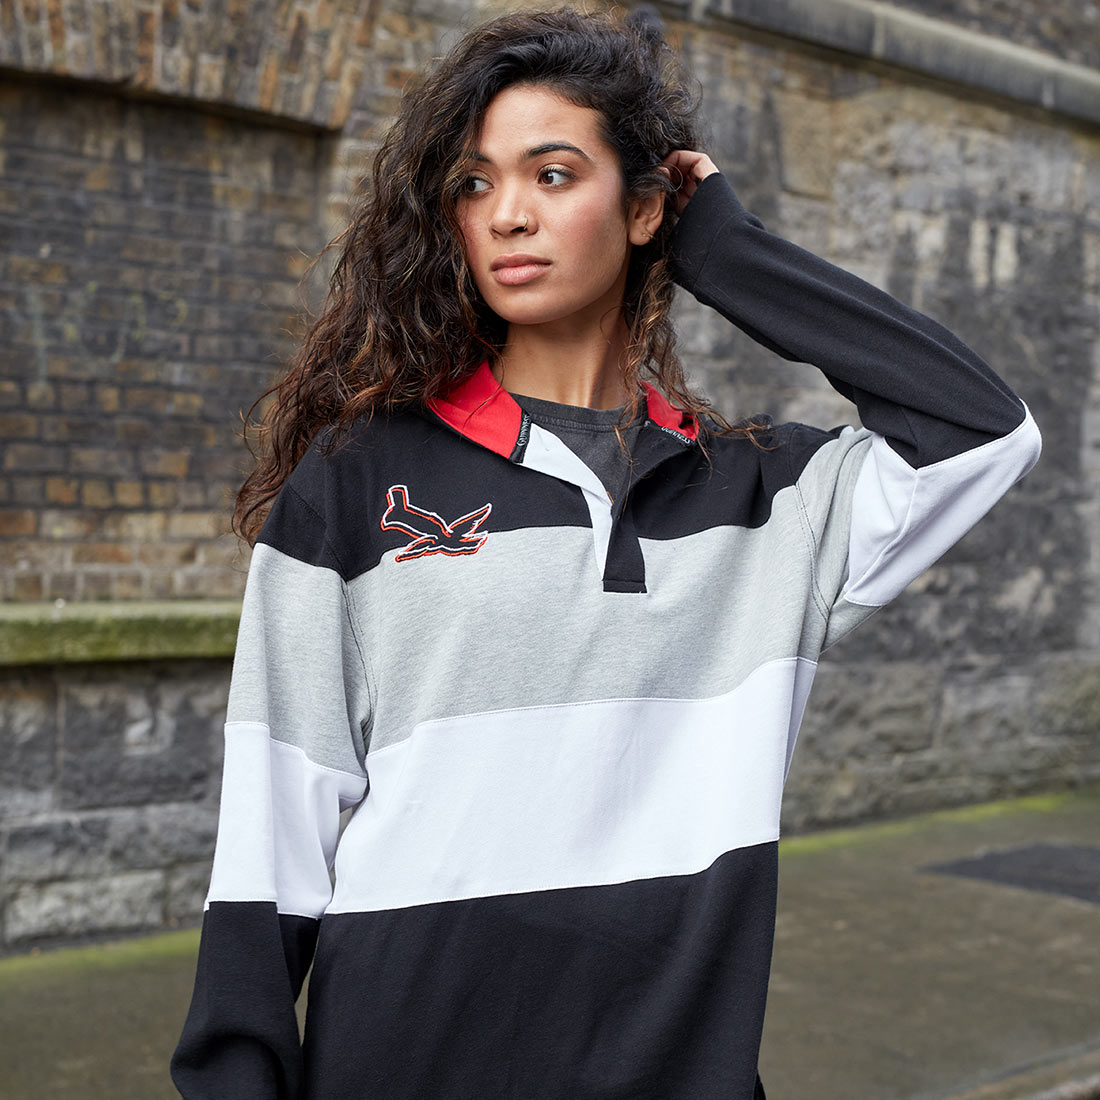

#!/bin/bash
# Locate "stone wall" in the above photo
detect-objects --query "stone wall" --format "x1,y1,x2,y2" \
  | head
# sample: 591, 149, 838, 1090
667, 18, 1100, 826
2, 0, 1099, 949
878, 0, 1100, 70
1, 658, 226, 944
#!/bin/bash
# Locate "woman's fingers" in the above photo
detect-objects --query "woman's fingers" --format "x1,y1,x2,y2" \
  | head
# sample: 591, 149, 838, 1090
661, 151, 719, 214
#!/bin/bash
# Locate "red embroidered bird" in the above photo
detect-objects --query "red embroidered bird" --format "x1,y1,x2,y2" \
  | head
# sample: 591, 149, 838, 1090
380, 485, 493, 562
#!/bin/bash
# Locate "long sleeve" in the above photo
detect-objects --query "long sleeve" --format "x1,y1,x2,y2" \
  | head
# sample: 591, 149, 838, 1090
669, 172, 1041, 643
172, 475, 371, 1099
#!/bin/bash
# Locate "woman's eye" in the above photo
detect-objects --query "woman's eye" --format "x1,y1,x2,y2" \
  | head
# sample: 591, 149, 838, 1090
538, 166, 574, 186
461, 176, 490, 194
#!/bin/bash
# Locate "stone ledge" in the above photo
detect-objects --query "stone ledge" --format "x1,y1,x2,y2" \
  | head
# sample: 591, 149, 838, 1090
0, 601, 240, 666
0, 0, 380, 130
691, 0, 1100, 128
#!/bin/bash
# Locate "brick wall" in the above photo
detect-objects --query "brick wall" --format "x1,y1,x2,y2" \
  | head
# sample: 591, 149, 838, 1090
0, 79, 325, 600
0, 0, 446, 602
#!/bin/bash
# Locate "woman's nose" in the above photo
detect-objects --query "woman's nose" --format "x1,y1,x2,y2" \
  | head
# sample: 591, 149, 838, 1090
489, 193, 534, 237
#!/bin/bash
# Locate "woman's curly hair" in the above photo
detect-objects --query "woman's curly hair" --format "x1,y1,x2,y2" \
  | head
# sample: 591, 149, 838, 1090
235, 7, 735, 542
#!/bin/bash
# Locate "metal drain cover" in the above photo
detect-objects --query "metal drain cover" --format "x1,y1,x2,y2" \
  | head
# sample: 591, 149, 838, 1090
924, 844, 1100, 903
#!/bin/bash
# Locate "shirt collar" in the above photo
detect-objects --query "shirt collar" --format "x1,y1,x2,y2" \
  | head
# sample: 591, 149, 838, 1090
428, 361, 699, 456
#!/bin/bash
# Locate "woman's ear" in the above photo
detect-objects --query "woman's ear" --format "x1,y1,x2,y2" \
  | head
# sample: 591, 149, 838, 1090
627, 189, 666, 246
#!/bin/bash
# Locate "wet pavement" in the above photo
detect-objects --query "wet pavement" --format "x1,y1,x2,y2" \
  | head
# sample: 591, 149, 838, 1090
0, 931, 202, 1099
759, 788, 1100, 1099
2, 787, 1098, 1099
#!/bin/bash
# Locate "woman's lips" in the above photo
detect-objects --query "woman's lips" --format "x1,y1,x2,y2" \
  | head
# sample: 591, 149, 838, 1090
491, 255, 551, 286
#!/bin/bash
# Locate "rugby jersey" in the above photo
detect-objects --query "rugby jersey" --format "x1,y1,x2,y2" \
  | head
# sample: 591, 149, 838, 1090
171, 173, 1041, 1100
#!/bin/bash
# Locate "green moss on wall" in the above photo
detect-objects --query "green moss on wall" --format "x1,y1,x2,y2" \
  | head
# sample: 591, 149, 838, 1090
0, 601, 241, 665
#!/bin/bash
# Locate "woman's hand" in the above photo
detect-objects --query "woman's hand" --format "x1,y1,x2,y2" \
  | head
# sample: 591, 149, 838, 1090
662, 150, 720, 215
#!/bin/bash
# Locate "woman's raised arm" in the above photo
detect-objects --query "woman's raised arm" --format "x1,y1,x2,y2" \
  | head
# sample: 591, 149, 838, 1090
666, 165, 1041, 641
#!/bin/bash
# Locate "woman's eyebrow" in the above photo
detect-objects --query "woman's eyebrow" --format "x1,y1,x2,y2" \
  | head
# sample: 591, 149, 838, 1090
472, 142, 593, 164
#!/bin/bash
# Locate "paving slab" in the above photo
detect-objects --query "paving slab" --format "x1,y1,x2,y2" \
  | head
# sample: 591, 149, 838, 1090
1, 787, 1097, 1099
759, 788, 1100, 1099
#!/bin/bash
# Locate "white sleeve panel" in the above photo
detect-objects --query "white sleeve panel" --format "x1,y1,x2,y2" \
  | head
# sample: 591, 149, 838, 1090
842, 406, 1041, 610
207, 721, 368, 918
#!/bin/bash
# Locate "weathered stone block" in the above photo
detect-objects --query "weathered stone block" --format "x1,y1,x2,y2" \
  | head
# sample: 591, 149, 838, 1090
0, 670, 58, 820
937, 671, 1034, 751
774, 92, 832, 199
796, 661, 942, 763
57, 665, 226, 809
4, 803, 218, 885
168, 860, 215, 924
4, 870, 165, 943
1032, 659, 1100, 746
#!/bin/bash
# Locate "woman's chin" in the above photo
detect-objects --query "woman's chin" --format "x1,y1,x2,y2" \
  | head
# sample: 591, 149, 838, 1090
489, 296, 615, 332
493, 305, 579, 329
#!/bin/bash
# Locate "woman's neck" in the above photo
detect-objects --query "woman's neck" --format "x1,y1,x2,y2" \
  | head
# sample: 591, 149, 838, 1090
493, 314, 632, 409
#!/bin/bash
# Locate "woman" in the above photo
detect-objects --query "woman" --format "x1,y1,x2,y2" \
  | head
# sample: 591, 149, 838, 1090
172, 9, 1040, 1099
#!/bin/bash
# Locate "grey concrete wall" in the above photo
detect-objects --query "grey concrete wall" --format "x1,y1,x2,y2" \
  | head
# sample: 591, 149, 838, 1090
1, 0, 1099, 949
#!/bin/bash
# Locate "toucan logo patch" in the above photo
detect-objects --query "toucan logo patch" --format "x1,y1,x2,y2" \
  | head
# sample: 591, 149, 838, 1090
380, 485, 492, 562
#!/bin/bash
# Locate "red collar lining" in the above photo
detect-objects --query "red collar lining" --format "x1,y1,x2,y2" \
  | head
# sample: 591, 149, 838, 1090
642, 383, 699, 441
428, 363, 523, 458
430, 362, 699, 452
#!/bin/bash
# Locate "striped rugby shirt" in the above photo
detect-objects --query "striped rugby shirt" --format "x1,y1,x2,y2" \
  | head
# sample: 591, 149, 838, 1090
172, 173, 1041, 1100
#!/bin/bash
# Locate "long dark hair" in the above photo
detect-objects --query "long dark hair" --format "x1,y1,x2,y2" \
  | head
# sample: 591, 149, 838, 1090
236, 7, 730, 543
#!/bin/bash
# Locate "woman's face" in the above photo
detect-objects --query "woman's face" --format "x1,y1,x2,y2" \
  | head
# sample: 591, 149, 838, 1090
456, 84, 658, 332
